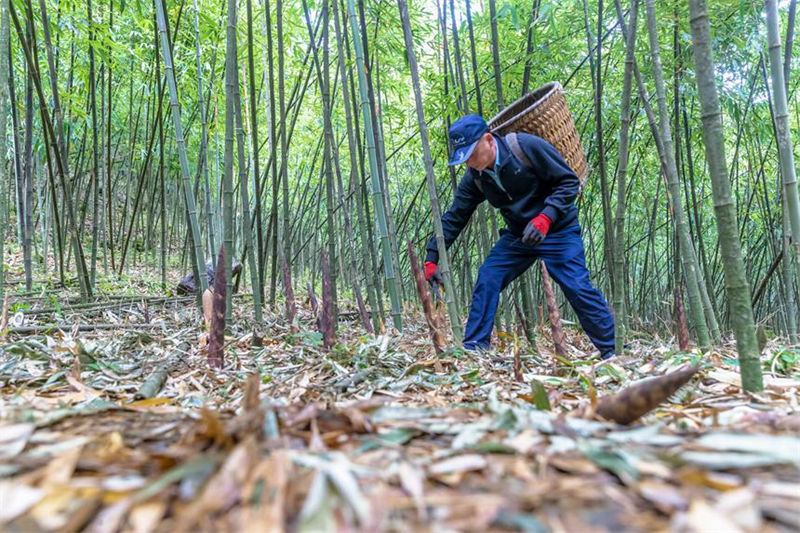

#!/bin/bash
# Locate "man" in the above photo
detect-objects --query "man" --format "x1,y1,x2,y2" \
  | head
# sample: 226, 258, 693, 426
176, 260, 242, 295
425, 114, 615, 359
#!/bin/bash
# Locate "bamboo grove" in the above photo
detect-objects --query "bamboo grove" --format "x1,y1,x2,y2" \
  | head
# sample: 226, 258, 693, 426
0, 0, 798, 384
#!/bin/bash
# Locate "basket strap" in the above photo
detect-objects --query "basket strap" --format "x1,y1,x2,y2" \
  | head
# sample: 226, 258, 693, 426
505, 132, 533, 169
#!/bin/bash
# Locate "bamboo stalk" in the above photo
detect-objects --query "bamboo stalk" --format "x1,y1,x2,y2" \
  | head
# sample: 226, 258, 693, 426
612, 0, 638, 355
688, 0, 763, 391
541, 262, 567, 360
134, 342, 188, 400
348, 0, 402, 331
321, 249, 336, 349
396, 0, 462, 340
153, 0, 206, 309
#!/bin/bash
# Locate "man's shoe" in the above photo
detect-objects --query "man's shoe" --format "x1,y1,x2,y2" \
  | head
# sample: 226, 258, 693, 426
463, 341, 489, 352
600, 350, 615, 360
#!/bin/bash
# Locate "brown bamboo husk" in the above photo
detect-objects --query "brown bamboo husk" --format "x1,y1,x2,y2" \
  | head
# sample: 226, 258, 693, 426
320, 250, 336, 349
595, 366, 700, 425
208, 245, 226, 369
488, 81, 589, 186
541, 262, 567, 359
407, 241, 446, 355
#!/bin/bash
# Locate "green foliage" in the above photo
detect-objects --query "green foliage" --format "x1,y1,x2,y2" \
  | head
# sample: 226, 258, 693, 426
768, 346, 800, 375
289, 328, 323, 348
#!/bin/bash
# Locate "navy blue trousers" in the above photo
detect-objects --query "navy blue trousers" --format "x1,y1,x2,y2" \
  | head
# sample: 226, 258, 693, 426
463, 226, 615, 353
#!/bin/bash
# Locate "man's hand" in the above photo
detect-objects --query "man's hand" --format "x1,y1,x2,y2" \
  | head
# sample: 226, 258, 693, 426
425, 261, 445, 302
522, 213, 552, 246
425, 261, 444, 285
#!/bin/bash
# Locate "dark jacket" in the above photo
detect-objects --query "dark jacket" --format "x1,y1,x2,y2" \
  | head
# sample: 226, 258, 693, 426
426, 133, 580, 263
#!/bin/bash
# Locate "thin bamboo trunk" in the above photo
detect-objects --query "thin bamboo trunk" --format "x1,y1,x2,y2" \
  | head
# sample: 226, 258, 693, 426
582, 0, 614, 295
23, 63, 33, 292
88, 0, 100, 288
488, 0, 503, 110
333, 0, 380, 333
320, 249, 336, 348
613, 0, 638, 355
153, 0, 207, 307
245, 0, 264, 293
644, 0, 710, 349
263, 0, 279, 305
521, 0, 541, 95
765, 0, 800, 328
277, 0, 296, 324
232, 40, 264, 325
397, 0, 462, 340
464, 0, 483, 115
106, 0, 114, 271
348, 0, 402, 330
520, 272, 537, 345
192, 0, 216, 270
21, 3, 34, 292
222, 0, 236, 321
156, 25, 167, 289
322, 0, 337, 322
448, 0, 470, 112
372, 61, 405, 313
0, 0, 8, 299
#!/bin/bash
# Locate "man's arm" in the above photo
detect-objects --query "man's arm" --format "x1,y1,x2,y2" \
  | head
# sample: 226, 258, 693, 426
519, 134, 580, 224
425, 172, 485, 264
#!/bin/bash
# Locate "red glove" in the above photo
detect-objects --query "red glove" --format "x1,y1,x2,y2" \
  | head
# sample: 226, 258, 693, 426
424, 261, 440, 282
522, 214, 551, 245
425, 261, 444, 300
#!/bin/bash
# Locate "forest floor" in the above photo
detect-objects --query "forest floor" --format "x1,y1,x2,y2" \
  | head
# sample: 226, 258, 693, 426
0, 277, 799, 532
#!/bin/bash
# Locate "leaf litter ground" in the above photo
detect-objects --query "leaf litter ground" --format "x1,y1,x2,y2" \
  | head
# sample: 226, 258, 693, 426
0, 292, 798, 532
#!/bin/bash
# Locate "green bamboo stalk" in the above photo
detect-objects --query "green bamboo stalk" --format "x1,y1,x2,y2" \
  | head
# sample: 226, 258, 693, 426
765, 0, 800, 313
191, 0, 217, 270
488, 0, 503, 110
347, 0, 402, 330
153, 0, 207, 306
644, 0, 710, 350
229, 5, 264, 324
397, 0, 462, 340
321, 0, 337, 322
245, 0, 264, 292
613, 0, 638, 355
688, 0, 763, 392
333, 0, 381, 332
88, 0, 99, 289
277, 0, 296, 323
0, 0, 8, 300
222, 0, 236, 321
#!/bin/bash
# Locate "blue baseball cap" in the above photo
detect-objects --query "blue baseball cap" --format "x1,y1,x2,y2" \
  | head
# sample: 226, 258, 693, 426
448, 114, 489, 166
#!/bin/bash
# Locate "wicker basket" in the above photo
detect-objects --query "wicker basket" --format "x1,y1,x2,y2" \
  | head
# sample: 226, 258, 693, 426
488, 82, 588, 185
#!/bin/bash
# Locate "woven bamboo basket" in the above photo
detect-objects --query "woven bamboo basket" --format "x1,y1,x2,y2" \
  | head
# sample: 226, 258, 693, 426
488, 81, 589, 186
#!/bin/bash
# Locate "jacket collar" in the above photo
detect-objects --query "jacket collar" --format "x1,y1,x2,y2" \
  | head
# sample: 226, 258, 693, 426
492, 134, 512, 172
466, 134, 511, 179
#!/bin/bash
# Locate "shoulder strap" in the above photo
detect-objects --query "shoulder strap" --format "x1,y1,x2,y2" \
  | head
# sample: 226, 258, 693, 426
474, 176, 483, 193
506, 132, 533, 168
